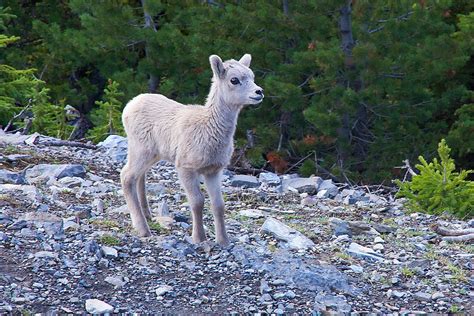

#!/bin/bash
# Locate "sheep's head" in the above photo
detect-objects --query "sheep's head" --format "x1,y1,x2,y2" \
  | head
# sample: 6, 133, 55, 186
209, 54, 264, 107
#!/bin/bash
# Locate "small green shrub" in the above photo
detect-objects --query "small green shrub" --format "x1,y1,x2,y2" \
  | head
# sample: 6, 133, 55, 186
395, 139, 474, 218
299, 159, 316, 177
87, 79, 125, 143
99, 234, 120, 246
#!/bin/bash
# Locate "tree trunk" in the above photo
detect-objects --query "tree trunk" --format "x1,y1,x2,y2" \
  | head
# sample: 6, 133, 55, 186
141, 0, 159, 93
282, 0, 289, 16
336, 0, 355, 170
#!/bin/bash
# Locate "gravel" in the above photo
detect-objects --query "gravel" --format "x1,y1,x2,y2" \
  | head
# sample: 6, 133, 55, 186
0, 134, 472, 314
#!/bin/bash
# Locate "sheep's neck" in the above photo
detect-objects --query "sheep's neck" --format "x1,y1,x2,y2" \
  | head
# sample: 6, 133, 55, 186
205, 84, 240, 144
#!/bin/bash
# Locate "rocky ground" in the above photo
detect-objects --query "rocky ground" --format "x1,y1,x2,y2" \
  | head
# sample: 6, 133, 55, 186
0, 131, 473, 314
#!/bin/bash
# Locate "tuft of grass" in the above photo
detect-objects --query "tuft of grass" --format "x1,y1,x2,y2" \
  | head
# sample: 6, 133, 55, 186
99, 234, 121, 246
400, 267, 415, 278
446, 263, 468, 283
449, 305, 461, 313
336, 252, 352, 261
90, 219, 120, 229
148, 221, 164, 234
268, 243, 277, 253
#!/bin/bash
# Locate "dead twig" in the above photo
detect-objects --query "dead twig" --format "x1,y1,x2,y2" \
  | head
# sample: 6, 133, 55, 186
432, 225, 474, 236
4, 99, 33, 132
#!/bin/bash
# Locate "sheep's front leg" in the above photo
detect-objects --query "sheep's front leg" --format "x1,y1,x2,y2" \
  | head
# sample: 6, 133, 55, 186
204, 171, 229, 247
177, 168, 206, 243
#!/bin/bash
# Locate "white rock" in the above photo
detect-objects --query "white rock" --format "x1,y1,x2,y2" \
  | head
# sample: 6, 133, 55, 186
373, 243, 385, 251
374, 236, 385, 244
261, 217, 315, 250
239, 209, 266, 219
155, 285, 173, 297
85, 299, 114, 314
101, 246, 118, 258
346, 242, 384, 262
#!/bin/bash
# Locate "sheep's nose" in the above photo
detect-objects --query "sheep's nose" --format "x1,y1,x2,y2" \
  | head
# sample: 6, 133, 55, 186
256, 89, 264, 96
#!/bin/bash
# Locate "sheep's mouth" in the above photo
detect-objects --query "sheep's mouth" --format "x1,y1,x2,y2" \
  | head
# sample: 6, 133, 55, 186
249, 96, 264, 102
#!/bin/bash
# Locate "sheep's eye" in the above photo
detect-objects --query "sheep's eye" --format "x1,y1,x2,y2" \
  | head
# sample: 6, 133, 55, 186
230, 77, 240, 85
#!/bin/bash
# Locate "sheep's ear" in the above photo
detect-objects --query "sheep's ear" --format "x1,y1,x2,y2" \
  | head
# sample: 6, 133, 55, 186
239, 54, 252, 67
209, 55, 226, 79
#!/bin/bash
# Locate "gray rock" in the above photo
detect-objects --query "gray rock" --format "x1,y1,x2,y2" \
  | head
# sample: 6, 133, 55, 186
258, 172, 281, 185
98, 135, 128, 163
346, 242, 384, 262
468, 219, 474, 228
349, 264, 364, 273
85, 299, 114, 314
414, 291, 432, 302
329, 218, 352, 237
285, 290, 296, 299
431, 292, 445, 300
56, 176, 84, 188
316, 179, 338, 198
98, 134, 127, 148
314, 294, 351, 313
0, 169, 26, 184
261, 217, 315, 250
0, 184, 42, 201
260, 293, 273, 302
34, 251, 58, 260
230, 175, 260, 188
105, 276, 126, 288
156, 202, 170, 217
25, 164, 86, 183
281, 177, 322, 194
372, 223, 397, 234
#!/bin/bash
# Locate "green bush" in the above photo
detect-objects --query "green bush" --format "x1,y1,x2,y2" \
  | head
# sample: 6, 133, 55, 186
87, 79, 125, 143
395, 139, 474, 219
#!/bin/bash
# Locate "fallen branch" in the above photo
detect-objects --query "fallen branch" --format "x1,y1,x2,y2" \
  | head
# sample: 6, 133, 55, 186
227, 166, 266, 175
38, 139, 98, 150
442, 234, 474, 243
25, 134, 98, 150
432, 225, 474, 236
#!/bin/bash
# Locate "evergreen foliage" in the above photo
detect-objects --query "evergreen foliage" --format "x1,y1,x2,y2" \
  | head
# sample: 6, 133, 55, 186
0, 7, 42, 126
29, 88, 73, 139
0, 1, 473, 182
87, 79, 124, 143
395, 139, 474, 218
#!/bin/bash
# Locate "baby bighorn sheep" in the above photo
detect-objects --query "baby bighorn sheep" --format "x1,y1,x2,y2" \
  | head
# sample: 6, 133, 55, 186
121, 54, 264, 246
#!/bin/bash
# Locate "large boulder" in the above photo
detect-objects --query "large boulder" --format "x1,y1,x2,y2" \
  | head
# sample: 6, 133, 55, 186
258, 172, 281, 186
281, 176, 322, 194
0, 169, 26, 185
25, 164, 86, 184
98, 135, 128, 163
230, 175, 260, 188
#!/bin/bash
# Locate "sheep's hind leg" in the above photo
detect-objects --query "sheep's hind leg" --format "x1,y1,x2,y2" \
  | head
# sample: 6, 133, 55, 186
177, 168, 206, 243
138, 173, 152, 220
204, 171, 229, 247
121, 150, 153, 237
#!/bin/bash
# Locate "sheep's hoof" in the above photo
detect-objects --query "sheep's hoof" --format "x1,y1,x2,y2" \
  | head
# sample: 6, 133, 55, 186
192, 234, 207, 244
216, 237, 230, 248
135, 226, 152, 237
